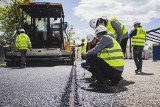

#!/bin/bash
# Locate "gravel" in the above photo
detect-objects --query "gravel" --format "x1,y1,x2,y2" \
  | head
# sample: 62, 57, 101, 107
76, 60, 160, 107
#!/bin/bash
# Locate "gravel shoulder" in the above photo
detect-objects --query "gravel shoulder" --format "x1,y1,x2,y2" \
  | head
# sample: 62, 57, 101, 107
76, 59, 160, 107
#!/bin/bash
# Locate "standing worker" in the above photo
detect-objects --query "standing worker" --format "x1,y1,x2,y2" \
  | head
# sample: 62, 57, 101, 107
79, 37, 87, 57
111, 16, 129, 55
130, 21, 146, 73
82, 25, 124, 88
89, 18, 123, 44
15, 29, 32, 68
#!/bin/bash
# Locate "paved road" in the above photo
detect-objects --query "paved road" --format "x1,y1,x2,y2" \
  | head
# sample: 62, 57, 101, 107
0, 66, 72, 107
0, 59, 160, 107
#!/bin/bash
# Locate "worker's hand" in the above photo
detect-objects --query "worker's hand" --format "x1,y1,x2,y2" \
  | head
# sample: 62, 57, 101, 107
82, 54, 86, 60
30, 48, 32, 51
81, 43, 84, 46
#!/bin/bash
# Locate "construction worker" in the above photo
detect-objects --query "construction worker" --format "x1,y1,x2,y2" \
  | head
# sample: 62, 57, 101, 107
81, 34, 97, 78
89, 18, 123, 44
82, 25, 124, 87
112, 16, 129, 55
79, 37, 87, 56
15, 29, 32, 68
130, 21, 146, 73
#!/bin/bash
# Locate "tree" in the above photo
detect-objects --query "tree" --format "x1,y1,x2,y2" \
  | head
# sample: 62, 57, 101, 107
0, 0, 31, 44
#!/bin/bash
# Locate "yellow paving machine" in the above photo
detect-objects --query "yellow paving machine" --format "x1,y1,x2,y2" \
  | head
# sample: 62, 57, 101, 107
4, 2, 75, 66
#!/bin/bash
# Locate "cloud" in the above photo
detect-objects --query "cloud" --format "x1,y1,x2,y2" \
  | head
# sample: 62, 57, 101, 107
74, 0, 160, 25
73, 28, 94, 38
75, 28, 93, 34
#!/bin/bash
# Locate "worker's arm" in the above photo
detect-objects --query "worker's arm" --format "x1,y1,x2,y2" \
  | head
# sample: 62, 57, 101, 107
111, 20, 123, 44
129, 29, 137, 38
83, 35, 113, 59
78, 43, 84, 47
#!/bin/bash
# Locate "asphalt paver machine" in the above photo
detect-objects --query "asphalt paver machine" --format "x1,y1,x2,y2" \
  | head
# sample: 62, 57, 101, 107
4, 2, 75, 66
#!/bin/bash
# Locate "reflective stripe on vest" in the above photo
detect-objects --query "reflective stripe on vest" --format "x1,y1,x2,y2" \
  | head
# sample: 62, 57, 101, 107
81, 42, 87, 54
132, 27, 146, 46
97, 36, 124, 67
106, 20, 117, 37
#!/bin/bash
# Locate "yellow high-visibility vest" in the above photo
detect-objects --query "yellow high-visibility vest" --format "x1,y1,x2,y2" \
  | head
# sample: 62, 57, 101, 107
15, 33, 32, 50
118, 21, 128, 34
106, 20, 117, 37
97, 36, 124, 68
81, 42, 87, 54
132, 27, 146, 46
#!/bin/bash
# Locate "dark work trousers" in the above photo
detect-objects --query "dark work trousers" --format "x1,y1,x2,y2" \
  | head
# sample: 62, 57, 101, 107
120, 37, 128, 55
133, 46, 144, 70
86, 55, 123, 85
20, 50, 27, 67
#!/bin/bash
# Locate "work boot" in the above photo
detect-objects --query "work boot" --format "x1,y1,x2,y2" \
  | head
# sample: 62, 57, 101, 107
89, 80, 109, 88
135, 69, 139, 74
20, 65, 25, 68
108, 76, 122, 86
135, 69, 142, 73
20, 64, 26, 68
138, 69, 142, 72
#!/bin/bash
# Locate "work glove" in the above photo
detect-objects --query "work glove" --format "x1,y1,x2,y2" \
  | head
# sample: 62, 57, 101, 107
82, 54, 87, 60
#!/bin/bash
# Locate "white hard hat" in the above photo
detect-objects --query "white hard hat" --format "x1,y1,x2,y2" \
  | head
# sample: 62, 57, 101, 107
19, 29, 25, 32
86, 34, 95, 42
89, 18, 98, 29
95, 25, 107, 35
133, 21, 141, 25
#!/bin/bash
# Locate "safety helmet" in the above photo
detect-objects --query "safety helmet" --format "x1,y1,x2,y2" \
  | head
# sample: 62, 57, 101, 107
133, 21, 141, 26
19, 29, 25, 33
86, 34, 95, 42
112, 16, 118, 21
89, 18, 98, 29
95, 25, 107, 35
81, 37, 85, 41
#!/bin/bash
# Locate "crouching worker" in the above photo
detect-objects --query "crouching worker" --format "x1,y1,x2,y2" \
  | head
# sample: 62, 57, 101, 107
81, 34, 97, 78
82, 25, 124, 87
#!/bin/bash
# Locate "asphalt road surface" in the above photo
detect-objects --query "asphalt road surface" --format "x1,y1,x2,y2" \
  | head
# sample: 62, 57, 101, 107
0, 59, 160, 107
0, 66, 72, 107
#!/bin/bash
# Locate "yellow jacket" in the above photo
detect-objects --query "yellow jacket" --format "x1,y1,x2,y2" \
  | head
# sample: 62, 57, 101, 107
15, 33, 32, 50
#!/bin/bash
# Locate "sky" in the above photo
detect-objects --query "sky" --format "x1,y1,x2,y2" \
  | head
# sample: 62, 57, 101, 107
2, 0, 160, 45
36, 0, 160, 45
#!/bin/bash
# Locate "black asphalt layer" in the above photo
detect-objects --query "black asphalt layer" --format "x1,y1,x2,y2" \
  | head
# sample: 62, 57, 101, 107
0, 66, 72, 107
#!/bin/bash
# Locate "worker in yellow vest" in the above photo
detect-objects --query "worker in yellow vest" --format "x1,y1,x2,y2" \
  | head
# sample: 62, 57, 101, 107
15, 29, 32, 68
89, 18, 123, 44
111, 16, 128, 55
89, 17, 129, 56
79, 37, 87, 57
130, 21, 146, 73
82, 25, 124, 88
81, 34, 97, 78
